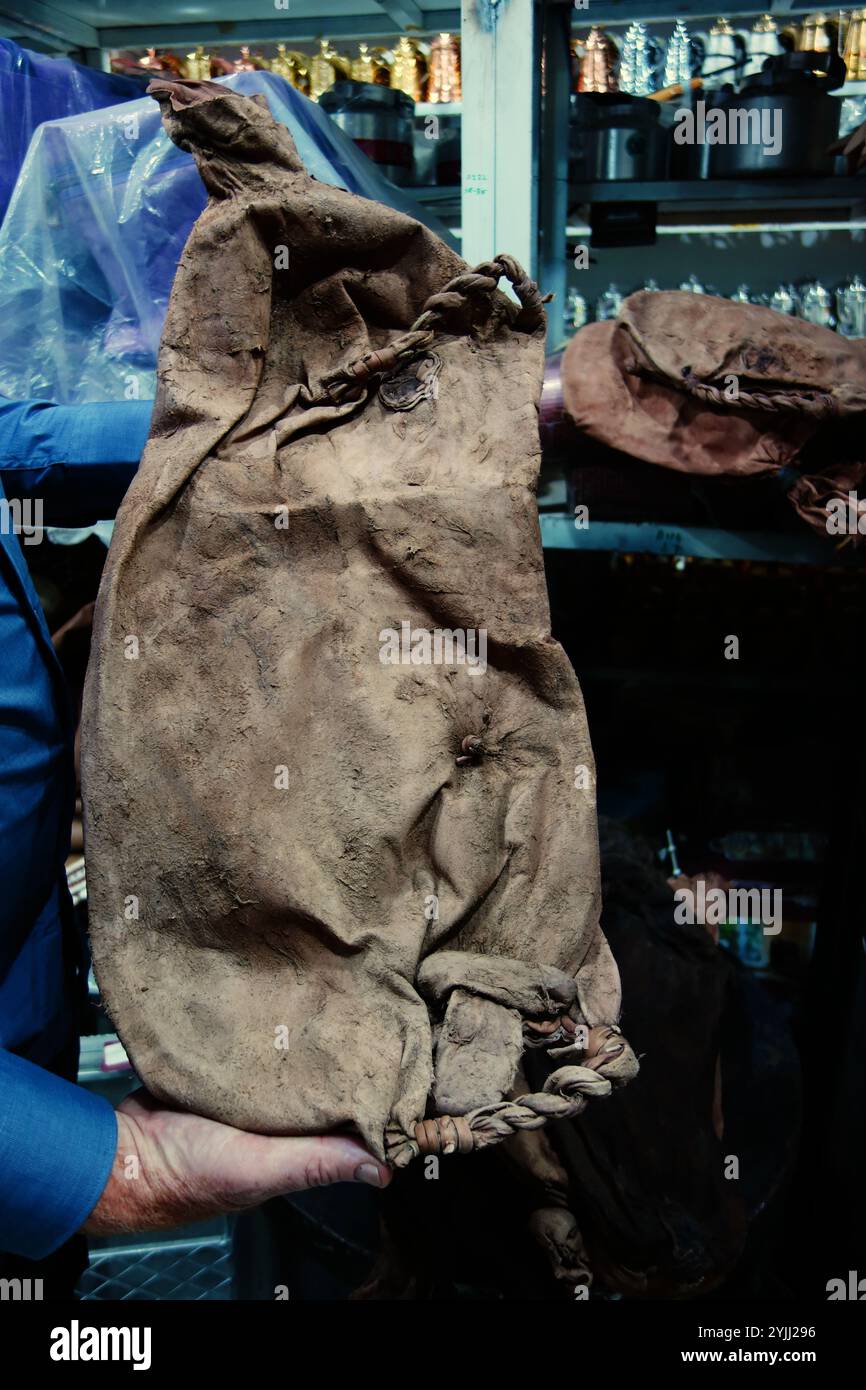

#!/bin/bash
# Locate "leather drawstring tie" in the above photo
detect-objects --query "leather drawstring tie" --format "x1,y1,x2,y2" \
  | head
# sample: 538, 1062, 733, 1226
322, 254, 547, 405
629, 362, 837, 420
412, 1115, 475, 1157
386, 1023, 635, 1168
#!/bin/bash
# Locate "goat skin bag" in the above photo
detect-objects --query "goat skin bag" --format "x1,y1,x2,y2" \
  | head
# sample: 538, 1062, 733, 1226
82, 80, 637, 1165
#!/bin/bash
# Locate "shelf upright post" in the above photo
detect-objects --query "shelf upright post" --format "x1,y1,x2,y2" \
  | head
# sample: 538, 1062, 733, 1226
460, 0, 539, 283
538, 1, 572, 347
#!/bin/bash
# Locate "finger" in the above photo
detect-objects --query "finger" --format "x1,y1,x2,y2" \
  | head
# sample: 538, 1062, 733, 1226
246, 1134, 392, 1196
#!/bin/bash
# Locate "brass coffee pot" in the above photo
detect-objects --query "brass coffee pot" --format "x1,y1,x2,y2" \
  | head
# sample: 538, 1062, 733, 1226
184, 46, 210, 81
309, 38, 352, 101
798, 12, 832, 51
427, 32, 462, 103
351, 42, 392, 86
843, 8, 866, 79
272, 44, 311, 95
577, 26, 618, 93
390, 35, 427, 103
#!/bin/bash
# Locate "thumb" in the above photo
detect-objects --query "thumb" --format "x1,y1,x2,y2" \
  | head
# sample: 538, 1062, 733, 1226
248, 1134, 392, 1196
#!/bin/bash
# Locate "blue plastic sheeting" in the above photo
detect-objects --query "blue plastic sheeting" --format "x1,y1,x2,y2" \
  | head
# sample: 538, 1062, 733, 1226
0, 40, 142, 228
0, 70, 455, 405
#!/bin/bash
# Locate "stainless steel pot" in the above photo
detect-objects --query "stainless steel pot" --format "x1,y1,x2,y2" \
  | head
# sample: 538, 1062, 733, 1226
319, 79, 415, 185
676, 49, 845, 179
709, 90, 842, 177
570, 92, 668, 182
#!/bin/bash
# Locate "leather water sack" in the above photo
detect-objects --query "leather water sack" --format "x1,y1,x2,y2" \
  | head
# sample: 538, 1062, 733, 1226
560, 289, 866, 538
82, 79, 637, 1166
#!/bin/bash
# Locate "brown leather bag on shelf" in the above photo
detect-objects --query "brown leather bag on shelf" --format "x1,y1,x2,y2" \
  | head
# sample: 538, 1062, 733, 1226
82, 79, 637, 1171
560, 289, 866, 536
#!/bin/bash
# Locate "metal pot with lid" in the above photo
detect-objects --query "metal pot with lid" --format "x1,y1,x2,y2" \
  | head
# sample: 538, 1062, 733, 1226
319, 79, 415, 185
570, 91, 668, 182
709, 48, 845, 177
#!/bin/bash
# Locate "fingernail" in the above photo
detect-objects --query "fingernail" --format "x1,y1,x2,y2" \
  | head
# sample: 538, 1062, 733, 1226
355, 1162, 386, 1187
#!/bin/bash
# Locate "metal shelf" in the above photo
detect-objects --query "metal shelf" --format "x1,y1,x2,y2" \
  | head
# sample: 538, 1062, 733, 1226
560, 179, 866, 265
567, 217, 866, 234
415, 101, 462, 117
540, 515, 864, 566
569, 177, 866, 210
408, 184, 461, 230
565, 177, 866, 251
410, 184, 460, 203
0, 2, 462, 53
567, 2, 841, 27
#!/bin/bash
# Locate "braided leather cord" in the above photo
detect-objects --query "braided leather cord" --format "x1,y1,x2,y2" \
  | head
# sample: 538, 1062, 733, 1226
322, 253, 547, 404
385, 1023, 635, 1168
629, 363, 838, 420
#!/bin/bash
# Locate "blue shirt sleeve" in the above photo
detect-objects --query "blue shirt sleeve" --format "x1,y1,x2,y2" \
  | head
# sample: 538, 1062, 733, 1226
0, 1048, 117, 1258
0, 398, 152, 524
0, 396, 142, 1260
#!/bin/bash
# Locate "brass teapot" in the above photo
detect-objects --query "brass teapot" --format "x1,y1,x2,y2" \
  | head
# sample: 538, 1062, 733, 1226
272, 43, 312, 96
427, 32, 461, 103
390, 35, 427, 103
843, 9, 866, 79
351, 42, 392, 86
309, 38, 352, 101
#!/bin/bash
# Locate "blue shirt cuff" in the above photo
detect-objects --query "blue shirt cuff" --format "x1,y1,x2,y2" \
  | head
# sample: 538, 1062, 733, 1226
0, 398, 152, 469
0, 397, 152, 524
0, 1048, 117, 1259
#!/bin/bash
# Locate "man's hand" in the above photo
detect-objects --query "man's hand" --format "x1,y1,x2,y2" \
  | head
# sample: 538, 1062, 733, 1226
83, 1090, 391, 1236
